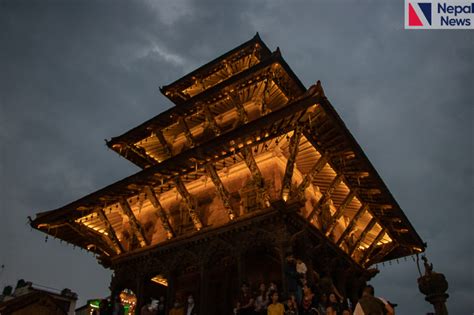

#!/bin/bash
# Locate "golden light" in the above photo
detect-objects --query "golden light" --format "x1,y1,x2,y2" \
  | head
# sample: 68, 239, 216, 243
151, 275, 168, 287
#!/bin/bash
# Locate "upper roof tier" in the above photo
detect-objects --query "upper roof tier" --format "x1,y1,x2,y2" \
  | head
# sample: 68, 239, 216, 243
160, 33, 273, 104
106, 38, 305, 169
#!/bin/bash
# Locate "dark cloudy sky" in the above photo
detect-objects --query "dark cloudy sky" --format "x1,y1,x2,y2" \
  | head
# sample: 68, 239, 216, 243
1, 0, 472, 313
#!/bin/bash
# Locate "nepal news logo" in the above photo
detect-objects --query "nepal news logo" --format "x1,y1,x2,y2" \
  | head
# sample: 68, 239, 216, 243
405, 0, 474, 29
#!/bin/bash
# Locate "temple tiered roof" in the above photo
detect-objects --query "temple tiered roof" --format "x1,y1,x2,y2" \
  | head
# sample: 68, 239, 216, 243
31, 34, 424, 269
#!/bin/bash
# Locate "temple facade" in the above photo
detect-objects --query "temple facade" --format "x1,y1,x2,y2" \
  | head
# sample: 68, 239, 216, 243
31, 34, 425, 314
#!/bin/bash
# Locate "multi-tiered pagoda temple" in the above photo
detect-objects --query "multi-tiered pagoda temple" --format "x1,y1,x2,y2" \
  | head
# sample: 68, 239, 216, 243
31, 34, 425, 314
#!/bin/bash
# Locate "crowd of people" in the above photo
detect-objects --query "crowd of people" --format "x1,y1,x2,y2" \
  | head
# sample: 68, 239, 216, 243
234, 255, 395, 315
234, 281, 393, 315
95, 256, 394, 315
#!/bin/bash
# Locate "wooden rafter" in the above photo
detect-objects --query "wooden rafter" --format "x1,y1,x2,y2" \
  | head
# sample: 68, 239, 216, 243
68, 221, 116, 256
144, 186, 175, 239
242, 146, 264, 186
348, 218, 377, 257
295, 155, 328, 197
242, 146, 270, 207
364, 241, 397, 267
174, 177, 203, 230
281, 127, 302, 201
125, 143, 156, 164
335, 204, 368, 246
118, 199, 148, 247
325, 190, 357, 235
229, 91, 249, 124
202, 104, 221, 136
307, 174, 343, 221
360, 228, 386, 264
154, 130, 173, 158
259, 78, 270, 115
178, 117, 196, 148
205, 164, 236, 220
96, 208, 124, 254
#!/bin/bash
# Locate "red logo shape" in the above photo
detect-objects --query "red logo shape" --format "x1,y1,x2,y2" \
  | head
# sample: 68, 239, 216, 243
409, 3, 424, 26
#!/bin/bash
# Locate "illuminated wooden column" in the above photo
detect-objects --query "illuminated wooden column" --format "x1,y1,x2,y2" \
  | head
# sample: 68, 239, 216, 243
295, 155, 328, 197
174, 177, 203, 230
335, 204, 368, 246
325, 190, 357, 236
281, 127, 302, 202
348, 218, 377, 257
205, 164, 236, 220
144, 186, 175, 239
178, 116, 195, 148
96, 208, 124, 254
119, 199, 149, 247
307, 174, 343, 221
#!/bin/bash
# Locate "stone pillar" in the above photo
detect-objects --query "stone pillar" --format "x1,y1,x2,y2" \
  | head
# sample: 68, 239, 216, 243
418, 257, 449, 315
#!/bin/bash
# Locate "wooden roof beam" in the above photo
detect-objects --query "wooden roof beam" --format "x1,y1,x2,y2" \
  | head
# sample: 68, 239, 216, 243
335, 204, 368, 247
229, 91, 249, 124
68, 222, 116, 256
202, 104, 222, 136
118, 199, 148, 247
144, 186, 175, 239
96, 208, 124, 254
295, 154, 329, 198
364, 241, 397, 267
360, 228, 386, 264
242, 146, 270, 207
174, 177, 203, 230
153, 130, 173, 158
205, 164, 236, 220
348, 218, 377, 257
125, 143, 156, 165
178, 116, 196, 148
325, 190, 357, 235
258, 77, 271, 115
281, 127, 302, 201
307, 174, 344, 221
